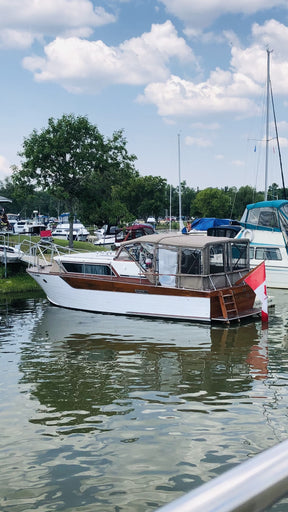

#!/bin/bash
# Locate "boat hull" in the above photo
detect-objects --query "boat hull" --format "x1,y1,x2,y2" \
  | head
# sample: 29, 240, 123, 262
28, 269, 259, 323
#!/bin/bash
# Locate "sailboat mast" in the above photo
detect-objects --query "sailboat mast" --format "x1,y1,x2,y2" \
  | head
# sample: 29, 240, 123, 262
264, 49, 272, 201
178, 133, 184, 230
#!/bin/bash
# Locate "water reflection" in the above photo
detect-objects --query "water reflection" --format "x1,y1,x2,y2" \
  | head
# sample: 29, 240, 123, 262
18, 305, 266, 434
1, 295, 288, 512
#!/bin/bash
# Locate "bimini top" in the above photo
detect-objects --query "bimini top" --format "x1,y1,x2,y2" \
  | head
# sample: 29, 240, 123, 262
240, 199, 288, 231
121, 232, 244, 249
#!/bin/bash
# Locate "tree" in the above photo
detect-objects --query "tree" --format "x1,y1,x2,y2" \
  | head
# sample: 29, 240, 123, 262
232, 186, 264, 219
117, 175, 168, 221
12, 114, 137, 246
191, 188, 231, 218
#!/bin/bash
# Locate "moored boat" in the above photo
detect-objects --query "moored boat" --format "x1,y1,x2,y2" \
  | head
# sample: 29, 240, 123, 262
235, 199, 288, 288
0, 244, 24, 263
27, 233, 261, 323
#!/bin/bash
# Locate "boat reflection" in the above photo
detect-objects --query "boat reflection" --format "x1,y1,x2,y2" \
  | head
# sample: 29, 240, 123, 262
15, 304, 269, 428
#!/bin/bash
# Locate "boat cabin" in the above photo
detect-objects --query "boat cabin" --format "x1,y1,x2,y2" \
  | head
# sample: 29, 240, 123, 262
207, 224, 241, 238
116, 233, 250, 290
240, 199, 288, 231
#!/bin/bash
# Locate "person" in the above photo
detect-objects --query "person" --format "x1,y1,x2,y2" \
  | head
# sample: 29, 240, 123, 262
0, 209, 10, 230
186, 221, 191, 232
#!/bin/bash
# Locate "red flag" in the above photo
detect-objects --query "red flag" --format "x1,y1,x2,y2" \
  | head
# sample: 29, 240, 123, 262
244, 261, 268, 323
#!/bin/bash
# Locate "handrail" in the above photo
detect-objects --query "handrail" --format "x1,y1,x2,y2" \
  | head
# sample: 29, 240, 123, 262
156, 439, 288, 512
19, 239, 91, 267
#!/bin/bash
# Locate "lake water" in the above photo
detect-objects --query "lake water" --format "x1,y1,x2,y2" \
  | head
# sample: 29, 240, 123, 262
1, 290, 288, 512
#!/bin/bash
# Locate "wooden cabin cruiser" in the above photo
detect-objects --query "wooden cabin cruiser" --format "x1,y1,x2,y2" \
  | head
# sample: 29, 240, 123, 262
235, 199, 288, 289
27, 233, 261, 323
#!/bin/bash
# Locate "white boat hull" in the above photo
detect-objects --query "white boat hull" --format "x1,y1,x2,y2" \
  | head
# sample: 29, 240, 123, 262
237, 229, 288, 289
30, 272, 211, 322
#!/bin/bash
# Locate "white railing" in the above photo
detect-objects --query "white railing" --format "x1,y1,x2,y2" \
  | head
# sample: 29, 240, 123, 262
19, 239, 88, 267
156, 439, 288, 512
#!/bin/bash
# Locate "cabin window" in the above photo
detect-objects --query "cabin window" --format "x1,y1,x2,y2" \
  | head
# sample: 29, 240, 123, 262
143, 226, 154, 235
209, 244, 224, 273
158, 247, 177, 286
138, 243, 154, 271
247, 207, 278, 228
62, 262, 114, 275
258, 210, 278, 228
279, 210, 288, 229
249, 247, 255, 259
181, 248, 202, 274
116, 247, 133, 261
230, 242, 248, 270
255, 247, 282, 261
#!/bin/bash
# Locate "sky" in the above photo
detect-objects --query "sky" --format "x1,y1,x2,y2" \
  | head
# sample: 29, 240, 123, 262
1, 0, 288, 192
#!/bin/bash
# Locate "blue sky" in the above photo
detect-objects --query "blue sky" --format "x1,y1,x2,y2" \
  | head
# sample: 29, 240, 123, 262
1, 0, 288, 192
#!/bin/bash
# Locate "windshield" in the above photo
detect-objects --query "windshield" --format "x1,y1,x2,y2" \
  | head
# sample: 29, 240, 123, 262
245, 207, 279, 228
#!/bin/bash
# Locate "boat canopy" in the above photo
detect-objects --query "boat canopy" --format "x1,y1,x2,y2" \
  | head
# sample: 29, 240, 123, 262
119, 233, 250, 289
240, 199, 288, 231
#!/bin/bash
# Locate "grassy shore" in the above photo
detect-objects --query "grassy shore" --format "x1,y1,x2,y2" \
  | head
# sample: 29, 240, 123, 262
0, 236, 104, 295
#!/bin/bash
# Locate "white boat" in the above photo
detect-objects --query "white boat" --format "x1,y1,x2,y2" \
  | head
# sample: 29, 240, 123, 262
95, 223, 156, 247
235, 199, 288, 288
13, 211, 46, 235
13, 218, 46, 235
52, 222, 89, 242
0, 244, 24, 263
94, 224, 120, 246
51, 212, 89, 242
235, 51, 288, 289
27, 233, 261, 323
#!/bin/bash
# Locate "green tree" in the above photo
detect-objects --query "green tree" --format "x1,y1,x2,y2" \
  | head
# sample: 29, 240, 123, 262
12, 114, 137, 246
191, 188, 231, 218
232, 186, 264, 219
118, 175, 167, 221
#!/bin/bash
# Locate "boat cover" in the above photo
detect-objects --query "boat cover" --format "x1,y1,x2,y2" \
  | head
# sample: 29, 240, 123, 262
191, 218, 232, 231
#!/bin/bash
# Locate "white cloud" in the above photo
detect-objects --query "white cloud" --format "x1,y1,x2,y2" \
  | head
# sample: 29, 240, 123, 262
137, 74, 258, 118
0, 0, 116, 48
159, 0, 288, 30
231, 159, 245, 166
190, 122, 220, 130
138, 19, 288, 120
22, 21, 195, 92
185, 136, 212, 147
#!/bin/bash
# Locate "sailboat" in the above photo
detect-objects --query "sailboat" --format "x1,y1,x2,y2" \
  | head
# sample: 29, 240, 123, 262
236, 50, 288, 289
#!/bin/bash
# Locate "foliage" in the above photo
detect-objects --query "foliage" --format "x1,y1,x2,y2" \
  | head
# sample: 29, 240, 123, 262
12, 114, 138, 245
191, 188, 231, 218
230, 186, 264, 219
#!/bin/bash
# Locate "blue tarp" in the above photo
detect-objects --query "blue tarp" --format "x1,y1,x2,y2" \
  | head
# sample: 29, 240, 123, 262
191, 218, 231, 231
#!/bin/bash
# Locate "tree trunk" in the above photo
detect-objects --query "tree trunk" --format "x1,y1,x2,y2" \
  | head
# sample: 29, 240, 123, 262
68, 212, 74, 248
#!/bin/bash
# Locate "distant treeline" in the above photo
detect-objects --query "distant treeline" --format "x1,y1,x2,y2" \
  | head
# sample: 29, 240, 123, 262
1, 175, 285, 226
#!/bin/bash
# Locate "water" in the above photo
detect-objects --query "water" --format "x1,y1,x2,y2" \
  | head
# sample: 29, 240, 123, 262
1, 291, 288, 512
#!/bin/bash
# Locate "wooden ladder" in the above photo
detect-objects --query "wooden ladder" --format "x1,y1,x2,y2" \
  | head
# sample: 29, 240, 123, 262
219, 290, 239, 321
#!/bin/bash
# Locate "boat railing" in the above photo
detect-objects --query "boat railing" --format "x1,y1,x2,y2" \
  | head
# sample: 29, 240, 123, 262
155, 439, 288, 512
176, 271, 247, 291
19, 239, 89, 267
